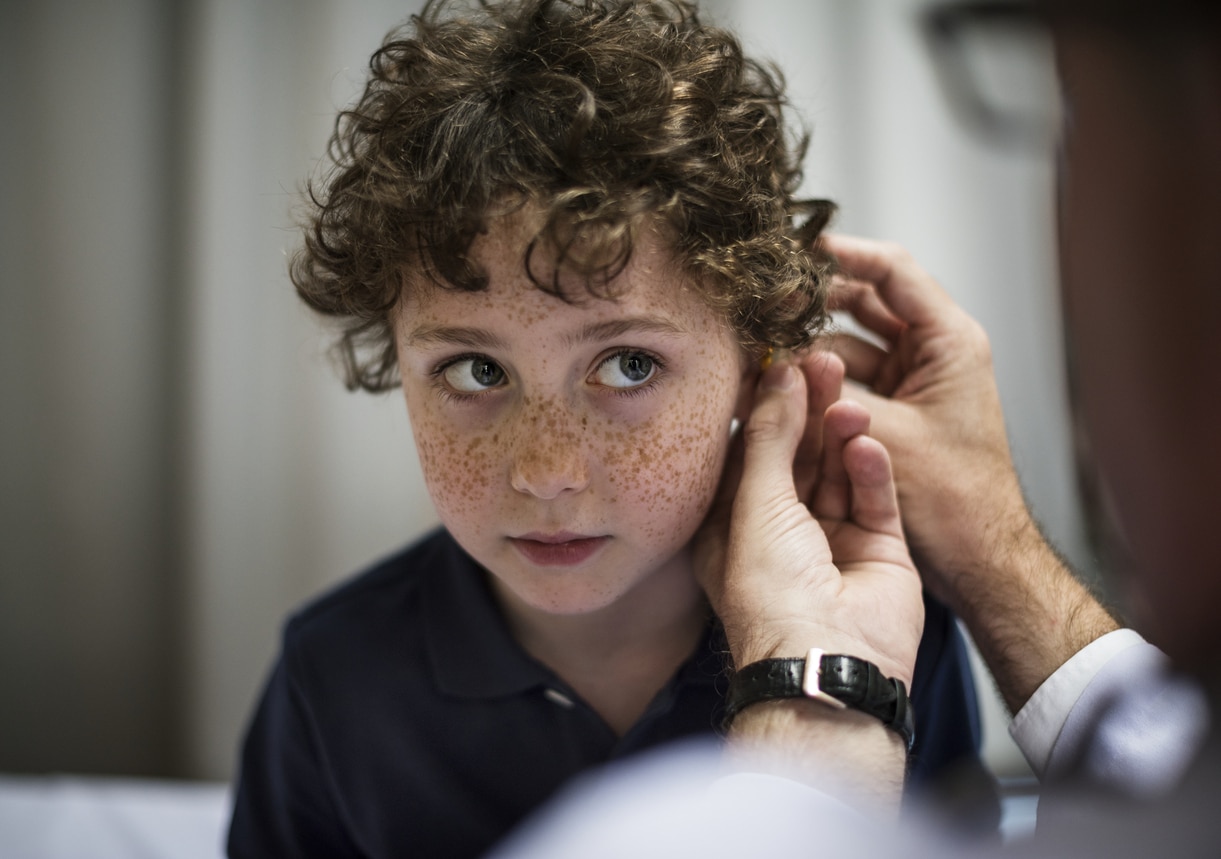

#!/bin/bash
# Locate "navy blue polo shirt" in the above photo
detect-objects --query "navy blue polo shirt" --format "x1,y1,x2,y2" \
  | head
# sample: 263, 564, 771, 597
228, 528, 987, 859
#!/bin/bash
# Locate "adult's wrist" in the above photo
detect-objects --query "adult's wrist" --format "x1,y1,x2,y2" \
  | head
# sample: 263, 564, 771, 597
948, 517, 1119, 711
724, 649, 915, 751
726, 697, 909, 814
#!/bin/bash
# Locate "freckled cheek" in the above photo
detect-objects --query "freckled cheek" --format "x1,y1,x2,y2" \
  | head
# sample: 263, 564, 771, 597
600, 385, 735, 538
405, 398, 502, 534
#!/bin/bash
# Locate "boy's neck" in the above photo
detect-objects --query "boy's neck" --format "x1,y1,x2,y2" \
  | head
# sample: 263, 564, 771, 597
489, 552, 710, 735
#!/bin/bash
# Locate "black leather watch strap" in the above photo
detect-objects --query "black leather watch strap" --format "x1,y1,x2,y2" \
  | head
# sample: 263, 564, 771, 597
724, 649, 915, 751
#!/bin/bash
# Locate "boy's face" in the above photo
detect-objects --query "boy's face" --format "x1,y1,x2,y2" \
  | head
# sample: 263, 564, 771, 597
393, 211, 750, 615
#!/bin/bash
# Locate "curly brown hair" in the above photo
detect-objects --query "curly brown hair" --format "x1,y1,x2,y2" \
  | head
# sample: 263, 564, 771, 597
293, 0, 835, 392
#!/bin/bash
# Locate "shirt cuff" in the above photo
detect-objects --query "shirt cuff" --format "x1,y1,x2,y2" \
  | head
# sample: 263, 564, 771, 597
1009, 628, 1146, 776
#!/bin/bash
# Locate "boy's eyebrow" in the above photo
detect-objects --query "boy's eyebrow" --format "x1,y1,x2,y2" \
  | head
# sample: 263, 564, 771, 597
406, 317, 689, 350
405, 325, 508, 351
563, 317, 689, 347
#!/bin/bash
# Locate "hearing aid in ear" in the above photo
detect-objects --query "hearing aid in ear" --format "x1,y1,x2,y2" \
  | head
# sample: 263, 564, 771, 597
759, 346, 790, 371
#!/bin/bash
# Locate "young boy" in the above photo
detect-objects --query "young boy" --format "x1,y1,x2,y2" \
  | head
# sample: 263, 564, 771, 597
228, 2, 990, 856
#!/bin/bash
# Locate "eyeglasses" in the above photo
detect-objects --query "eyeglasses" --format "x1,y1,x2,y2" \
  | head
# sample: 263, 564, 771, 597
920, 1, 1063, 150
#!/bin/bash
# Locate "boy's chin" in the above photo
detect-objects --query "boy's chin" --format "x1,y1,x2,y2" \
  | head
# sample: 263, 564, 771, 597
495, 577, 631, 618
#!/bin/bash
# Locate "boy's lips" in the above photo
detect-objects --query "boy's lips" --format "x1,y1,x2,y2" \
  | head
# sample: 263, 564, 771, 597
509, 533, 609, 567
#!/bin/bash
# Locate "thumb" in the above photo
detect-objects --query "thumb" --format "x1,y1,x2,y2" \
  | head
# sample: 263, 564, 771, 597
735, 362, 807, 514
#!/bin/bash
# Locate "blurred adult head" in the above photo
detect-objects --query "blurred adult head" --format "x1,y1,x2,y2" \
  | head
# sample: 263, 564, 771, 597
1045, 0, 1221, 671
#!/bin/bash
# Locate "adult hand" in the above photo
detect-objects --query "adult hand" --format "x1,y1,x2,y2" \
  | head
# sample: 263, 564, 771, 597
821, 234, 1029, 599
694, 352, 923, 690
822, 235, 1117, 710
693, 352, 923, 809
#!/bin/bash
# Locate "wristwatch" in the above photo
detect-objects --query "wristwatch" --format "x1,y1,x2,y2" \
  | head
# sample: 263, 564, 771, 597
724, 648, 915, 751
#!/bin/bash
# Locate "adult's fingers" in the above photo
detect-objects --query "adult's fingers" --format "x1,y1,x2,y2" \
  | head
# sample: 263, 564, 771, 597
838, 383, 910, 466
828, 274, 905, 344
793, 351, 845, 500
841, 435, 904, 538
735, 362, 807, 514
827, 332, 887, 388
823, 234, 957, 330
811, 400, 871, 522
827, 329, 910, 399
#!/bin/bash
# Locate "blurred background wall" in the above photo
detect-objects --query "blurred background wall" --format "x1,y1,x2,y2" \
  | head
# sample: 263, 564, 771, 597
0, 0, 1082, 782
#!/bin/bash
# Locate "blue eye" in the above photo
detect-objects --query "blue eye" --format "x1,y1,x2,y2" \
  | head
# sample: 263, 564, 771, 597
442, 357, 506, 392
592, 351, 658, 389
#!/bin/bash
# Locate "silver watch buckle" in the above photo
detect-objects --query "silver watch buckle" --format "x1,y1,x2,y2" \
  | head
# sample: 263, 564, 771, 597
801, 648, 847, 709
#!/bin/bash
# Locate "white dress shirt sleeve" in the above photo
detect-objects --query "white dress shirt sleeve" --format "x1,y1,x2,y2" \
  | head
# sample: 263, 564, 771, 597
1010, 629, 1148, 776
1010, 629, 1210, 797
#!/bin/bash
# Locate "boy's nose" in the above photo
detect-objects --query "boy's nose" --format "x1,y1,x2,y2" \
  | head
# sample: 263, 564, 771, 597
508, 401, 591, 500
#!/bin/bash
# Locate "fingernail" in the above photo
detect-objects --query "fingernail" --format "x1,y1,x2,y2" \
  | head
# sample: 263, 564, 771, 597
759, 362, 795, 391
